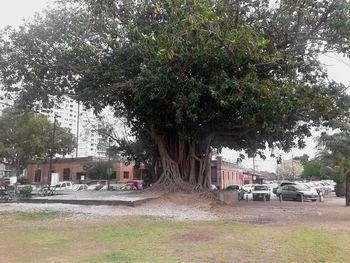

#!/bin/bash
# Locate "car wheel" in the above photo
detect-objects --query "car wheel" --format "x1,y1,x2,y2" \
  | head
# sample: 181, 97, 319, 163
296, 194, 303, 202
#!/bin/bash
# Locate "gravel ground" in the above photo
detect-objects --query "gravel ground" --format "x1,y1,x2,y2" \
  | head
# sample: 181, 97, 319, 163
1, 192, 349, 227
33, 190, 147, 201
0, 192, 220, 222
0, 201, 220, 222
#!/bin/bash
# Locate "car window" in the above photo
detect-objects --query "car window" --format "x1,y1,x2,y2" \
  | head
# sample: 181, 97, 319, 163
55, 184, 60, 188
254, 186, 268, 190
62, 183, 66, 187
294, 185, 308, 191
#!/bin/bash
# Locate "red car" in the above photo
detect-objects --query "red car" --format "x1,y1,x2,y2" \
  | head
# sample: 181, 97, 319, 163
126, 180, 144, 190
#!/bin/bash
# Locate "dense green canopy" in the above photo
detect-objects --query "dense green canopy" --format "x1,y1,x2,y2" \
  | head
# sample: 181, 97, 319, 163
0, 0, 349, 189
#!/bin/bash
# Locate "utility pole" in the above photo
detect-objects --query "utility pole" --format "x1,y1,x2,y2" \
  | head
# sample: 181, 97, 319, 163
48, 113, 57, 188
107, 138, 111, 191
75, 102, 80, 157
291, 148, 295, 181
253, 155, 256, 184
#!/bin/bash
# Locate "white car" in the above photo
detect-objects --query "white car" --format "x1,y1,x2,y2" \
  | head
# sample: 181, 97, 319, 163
72, 184, 88, 191
55, 181, 74, 191
252, 185, 271, 201
210, 184, 217, 190
242, 184, 255, 193
86, 183, 104, 190
306, 182, 329, 195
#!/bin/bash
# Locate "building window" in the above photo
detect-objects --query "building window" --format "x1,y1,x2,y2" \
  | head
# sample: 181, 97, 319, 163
123, 171, 129, 179
211, 167, 217, 183
63, 168, 70, 181
34, 169, 41, 182
76, 172, 86, 182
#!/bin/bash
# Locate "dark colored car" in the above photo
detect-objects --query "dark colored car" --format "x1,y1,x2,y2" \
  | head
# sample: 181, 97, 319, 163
280, 184, 318, 201
274, 181, 296, 196
225, 185, 245, 200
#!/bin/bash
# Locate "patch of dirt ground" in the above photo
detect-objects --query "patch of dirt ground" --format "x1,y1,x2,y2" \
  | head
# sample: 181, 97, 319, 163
1, 191, 350, 229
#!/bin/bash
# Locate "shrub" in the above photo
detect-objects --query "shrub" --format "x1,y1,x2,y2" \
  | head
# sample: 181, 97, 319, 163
18, 186, 32, 198
17, 176, 28, 185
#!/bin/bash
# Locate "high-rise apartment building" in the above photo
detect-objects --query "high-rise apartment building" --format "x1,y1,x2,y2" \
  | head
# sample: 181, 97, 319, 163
38, 99, 111, 158
0, 90, 115, 159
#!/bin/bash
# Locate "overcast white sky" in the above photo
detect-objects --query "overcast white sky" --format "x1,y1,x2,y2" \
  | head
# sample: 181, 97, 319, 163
1, 1, 349, 172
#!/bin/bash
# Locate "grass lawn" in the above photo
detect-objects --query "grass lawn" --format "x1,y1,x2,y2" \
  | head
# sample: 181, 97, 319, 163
1, 211, 349, 263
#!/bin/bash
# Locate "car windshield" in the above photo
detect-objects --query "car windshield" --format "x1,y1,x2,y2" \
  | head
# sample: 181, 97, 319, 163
254, 186, 268, 190
295, 185, 309, 191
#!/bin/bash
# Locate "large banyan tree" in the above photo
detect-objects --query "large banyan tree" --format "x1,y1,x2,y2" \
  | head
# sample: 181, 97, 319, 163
0, 0, 349, 190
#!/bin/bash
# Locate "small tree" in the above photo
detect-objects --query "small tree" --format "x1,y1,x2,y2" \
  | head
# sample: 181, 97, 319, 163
276, 160, 303, 181
83, 161, 113, 186
301, 161, 322, 180
321, 166, 345, 197
0, 106, 76, 176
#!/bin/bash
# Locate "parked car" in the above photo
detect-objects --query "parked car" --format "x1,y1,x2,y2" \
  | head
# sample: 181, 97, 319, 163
30, 183, 42, 195
302, 182, 323, 195
72, 184, 88, 191
55, 181, 74, 191
242, 184, 255, 193
252, 185, 271, 201
100, 184, 119, 190
322, 180, 336, 192
280, 184, 318, 201
210, 184, 217, 190
225, 184, 245, 200
275, 181, 296, 197
86, 183, 102, 190
126, 180, 143, 190
315, 181, 333, 195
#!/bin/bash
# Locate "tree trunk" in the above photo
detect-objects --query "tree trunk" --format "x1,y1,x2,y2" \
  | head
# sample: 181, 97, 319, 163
346, 175, 350, 206
155, 135, 190, 191
150, 128, 213, 191
335, 182, 345, 197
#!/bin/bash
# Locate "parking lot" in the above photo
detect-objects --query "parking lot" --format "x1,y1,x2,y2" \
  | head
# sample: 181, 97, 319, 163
0, 188, 347, 228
